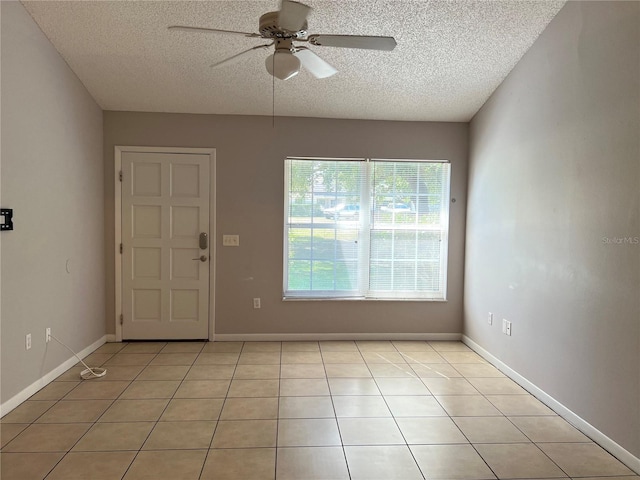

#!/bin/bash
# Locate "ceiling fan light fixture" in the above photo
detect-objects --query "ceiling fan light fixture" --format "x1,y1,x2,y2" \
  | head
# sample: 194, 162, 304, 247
265, 51, 300, 80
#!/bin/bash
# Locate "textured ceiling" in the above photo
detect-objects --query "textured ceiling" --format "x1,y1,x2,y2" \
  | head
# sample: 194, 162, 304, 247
21, 0, 565, 122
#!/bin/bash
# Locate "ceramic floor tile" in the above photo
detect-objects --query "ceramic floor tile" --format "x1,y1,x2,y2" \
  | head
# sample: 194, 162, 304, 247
332, 395, 391, 417
452, 363, 505, 378
509, 416, 591, 443
159, 342, 205, 353
94, 343, 128, 354
376, 378, 430, 395
361, 351, 407, 364
486, 395, 555, 416
453, 416, 530, 443
136, 365, 190, 381
238, 352, 282, 365
410, 363, 463, 378
220, 397, 279, 420
1, 401, 56, 424
184, 365, 235, 380
201, 448, 276, 480
63, 381, 129, 400
0, 423, 29, 449
76, 353, 114, 366
278, 418, 341, 446
324, 363, 372, 378
280, 378, 329, 396
142, 421, 216, 450
29, 381, 80, 401
3, 423, 91, 452
242, 341, 282, 352
281, 341, 320, 352
280, 364, 327, 379
72, 422, 154, 451
211, 420, 277, 448
428, 341, 472, 352
439, 351, 487, 363
345, 445, 424, 480
160, 398, 223, 421
468, 377, 528, 395
227, 379, 280, 397
368, 363, 417, 377
475, 443, 567, 479
233, 364, 281, 379
0, 452, 64, 480
538, 442, 635, 477
46, 451, 135, 480
120, 342, 166, 353
123, 449, 207, 480
422, 377, 479, 395
396, 417, 468, 444
98, 399, 169, 423
275, 446, 349, 480
435, 395, 503, 416
92, 365, 146, 381
356, 341, 397, 351
201, 342, 244, 353
281, 351, 323, 364
174, 380, 230, 398
321, 352, 365, 364
411, 444, 497, 479
103, 354, 156, 366
36, 400, 113, 423
120, 380, 180, 399
385, 395, 447, 417
149, 353, 198, 366
195, 353, 240, 365
55, 367, 88, 382
400, 351, 447, 364
319, 341, 358, 352
328, 378, 381, 395
338, 417, 405, 445
392, 341, 435, 352
279, 396, 336, 418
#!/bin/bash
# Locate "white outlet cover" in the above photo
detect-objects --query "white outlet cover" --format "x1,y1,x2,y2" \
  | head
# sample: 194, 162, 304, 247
223, 235, 240, 247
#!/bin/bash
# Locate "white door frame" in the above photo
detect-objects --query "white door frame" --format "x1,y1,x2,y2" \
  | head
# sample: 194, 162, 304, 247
114, 146, 216, 342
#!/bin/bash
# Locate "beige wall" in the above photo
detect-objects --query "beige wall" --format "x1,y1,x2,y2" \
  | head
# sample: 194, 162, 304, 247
104, 113, 468, 336
1, 2, 104, 403
466, 1, 639, 459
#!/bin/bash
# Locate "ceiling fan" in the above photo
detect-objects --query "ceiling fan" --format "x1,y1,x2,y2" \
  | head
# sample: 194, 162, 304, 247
169, 0, 397, 81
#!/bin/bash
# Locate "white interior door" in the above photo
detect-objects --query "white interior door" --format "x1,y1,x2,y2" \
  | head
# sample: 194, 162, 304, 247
121, 151, 210, 340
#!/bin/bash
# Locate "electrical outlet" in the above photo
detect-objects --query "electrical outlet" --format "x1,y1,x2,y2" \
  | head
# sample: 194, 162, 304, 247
502, 319, 507, 334
26, 333, 32, 350
46, 328, 51, 343
253, 297, 261, 309
506, 321, 512, 336
488, 312, 493, 325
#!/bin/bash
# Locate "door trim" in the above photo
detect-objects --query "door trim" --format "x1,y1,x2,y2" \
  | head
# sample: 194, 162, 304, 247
114, 146, 216, 342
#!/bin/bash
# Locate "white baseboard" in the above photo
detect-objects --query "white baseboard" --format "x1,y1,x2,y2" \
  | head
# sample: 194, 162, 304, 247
462, 335, 640, 475
214, 332, 462, 342
0, 335, 107, 418
105, 334, 117, 342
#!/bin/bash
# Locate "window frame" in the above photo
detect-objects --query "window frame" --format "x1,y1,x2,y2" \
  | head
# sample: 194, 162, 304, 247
283, 157, 451, 301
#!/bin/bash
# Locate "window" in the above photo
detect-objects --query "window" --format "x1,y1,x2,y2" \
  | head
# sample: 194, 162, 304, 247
284, 158, 451, 300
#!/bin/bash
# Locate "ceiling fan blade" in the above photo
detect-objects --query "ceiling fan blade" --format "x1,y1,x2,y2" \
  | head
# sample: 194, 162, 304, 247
308, 35, 397, 51
168, 25, 261, 38
211, 44, 271, 68
278, 0, 312, 32
294, 48, 337, 79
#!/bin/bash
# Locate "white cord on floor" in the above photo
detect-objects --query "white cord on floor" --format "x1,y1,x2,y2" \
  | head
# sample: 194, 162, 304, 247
49, 334, 107, 379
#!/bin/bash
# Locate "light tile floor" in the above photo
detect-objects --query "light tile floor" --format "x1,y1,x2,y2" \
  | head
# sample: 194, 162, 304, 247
1, 340, 637, 480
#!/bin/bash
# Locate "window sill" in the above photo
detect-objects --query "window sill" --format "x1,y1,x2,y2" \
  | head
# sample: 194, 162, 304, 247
282, 296, 447, 302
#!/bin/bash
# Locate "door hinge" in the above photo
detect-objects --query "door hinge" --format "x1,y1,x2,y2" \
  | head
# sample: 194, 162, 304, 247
119, 243, 123, 254
120, 314, 123, 325
119, 171, 123, 182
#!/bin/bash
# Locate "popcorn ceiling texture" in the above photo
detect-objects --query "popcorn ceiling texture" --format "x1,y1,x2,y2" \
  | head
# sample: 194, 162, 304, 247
22, 0, 565, 122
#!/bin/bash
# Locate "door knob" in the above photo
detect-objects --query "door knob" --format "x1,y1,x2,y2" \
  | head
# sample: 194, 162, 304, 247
192, 255, 208, 262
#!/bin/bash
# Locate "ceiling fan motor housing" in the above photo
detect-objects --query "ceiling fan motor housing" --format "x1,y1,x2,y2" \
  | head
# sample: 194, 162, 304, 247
259, 11, 307, 39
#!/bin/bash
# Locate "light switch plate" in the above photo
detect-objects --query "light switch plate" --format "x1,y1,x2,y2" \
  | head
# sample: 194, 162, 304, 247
223, 235, 240, 247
